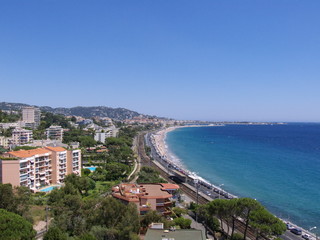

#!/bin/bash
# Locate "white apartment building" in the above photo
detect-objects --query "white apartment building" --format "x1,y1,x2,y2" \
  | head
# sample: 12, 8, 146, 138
46, 125, 64, 141
12, 128, 33, 145
22, 107, 41, 128
94, 126, 118, 143
0, 136, 11, 148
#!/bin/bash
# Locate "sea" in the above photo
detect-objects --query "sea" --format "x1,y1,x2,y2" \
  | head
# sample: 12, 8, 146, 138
165, 123, 320, 233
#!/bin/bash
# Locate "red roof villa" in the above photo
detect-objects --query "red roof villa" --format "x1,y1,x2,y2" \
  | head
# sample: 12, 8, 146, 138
112, 183, 179, 215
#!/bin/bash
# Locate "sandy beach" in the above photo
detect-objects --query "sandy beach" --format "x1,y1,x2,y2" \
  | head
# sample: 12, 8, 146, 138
150, 125, 231, 194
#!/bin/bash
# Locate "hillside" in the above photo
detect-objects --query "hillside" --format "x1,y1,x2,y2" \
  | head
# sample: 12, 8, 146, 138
0, 102, 146, 120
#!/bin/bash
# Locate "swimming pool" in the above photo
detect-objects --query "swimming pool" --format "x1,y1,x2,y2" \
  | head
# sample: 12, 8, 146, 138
85, 167, 97, 171
39, 185, 59, 192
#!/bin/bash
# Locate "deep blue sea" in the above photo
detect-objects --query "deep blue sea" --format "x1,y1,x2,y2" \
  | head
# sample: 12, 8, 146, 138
166, 124, 320, 232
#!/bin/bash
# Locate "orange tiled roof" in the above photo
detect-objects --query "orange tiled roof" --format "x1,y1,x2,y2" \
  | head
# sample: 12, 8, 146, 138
45, 146, 67, 152
160, 183, 180, 190
8, 148, 51, 158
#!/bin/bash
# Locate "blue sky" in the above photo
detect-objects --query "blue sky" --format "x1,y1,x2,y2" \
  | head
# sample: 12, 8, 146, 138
1, 1, 319, 122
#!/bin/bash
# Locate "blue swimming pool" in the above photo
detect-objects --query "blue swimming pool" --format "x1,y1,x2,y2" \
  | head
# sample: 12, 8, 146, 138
85, 167, 97, 171
39, 185, 59, 192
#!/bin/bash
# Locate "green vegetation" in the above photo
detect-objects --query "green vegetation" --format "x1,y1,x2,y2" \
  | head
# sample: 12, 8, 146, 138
0, 127, 15, 137
47, 175, 140, 239
196, 198, 286, 239
0, 209, 36, 240
44, 226, 68, 240
137, 166, 167, 183
13, 146, 39, 151
0, 184, 32, 220
173, 217, 192, 229
0, 110, 20, 123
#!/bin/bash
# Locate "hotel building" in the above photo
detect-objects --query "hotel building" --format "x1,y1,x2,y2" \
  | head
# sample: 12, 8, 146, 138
112, 183, 179, 215
0, 147, 81, 191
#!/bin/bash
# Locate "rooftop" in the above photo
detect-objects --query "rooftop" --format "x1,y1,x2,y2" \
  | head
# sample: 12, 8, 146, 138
7, 148, 51, 158
112, 183, 179, 201
44, 146, 67, 152
144, 229, 205, 240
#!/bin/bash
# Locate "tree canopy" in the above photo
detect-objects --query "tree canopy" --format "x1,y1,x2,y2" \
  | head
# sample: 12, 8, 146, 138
0, 209, 36, 240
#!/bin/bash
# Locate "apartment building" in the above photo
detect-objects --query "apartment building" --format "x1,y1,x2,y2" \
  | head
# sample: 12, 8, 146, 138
0, 136, 11, 148
22, 107, 41, 128
12, 127, 33, 145
46, 125, 64, 141
0, 147, 81, 191
112, 183, 179, 215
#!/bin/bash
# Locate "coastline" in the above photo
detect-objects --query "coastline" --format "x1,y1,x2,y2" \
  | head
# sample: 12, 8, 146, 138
149, 125, 318, 239
150, 124, 236, 198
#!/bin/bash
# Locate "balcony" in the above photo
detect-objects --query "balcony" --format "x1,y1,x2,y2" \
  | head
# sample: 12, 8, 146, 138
140, 205, 151, 212
20, 165, 29, 170
20, 177, 28, 183
161, 208, 172, 216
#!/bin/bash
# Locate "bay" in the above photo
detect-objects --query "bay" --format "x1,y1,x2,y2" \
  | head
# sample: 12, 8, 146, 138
166, 124, 320, 232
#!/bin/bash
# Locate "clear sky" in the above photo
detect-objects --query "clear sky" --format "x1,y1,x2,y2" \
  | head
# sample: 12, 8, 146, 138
1, 1, 319, 122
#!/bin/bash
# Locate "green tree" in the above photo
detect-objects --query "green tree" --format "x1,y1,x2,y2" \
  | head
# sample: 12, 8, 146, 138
207, 199, 229, 233
82, 168, 91, 176
140, 210, 164, 228
0, 209, 36, 240
0, 183, 17, 213
250, 208, 286, 239
173, 217, 192, 229
172, 207, 187, 217
137, 166, 167, 183
43, 226, 68, 240
237, 198, 262, 240
196, 204, 220, 233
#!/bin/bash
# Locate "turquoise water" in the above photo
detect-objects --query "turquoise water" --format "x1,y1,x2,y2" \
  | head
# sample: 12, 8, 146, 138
85, 167, 97, 171
166, 124, 320, 233
40, 185, 58, 192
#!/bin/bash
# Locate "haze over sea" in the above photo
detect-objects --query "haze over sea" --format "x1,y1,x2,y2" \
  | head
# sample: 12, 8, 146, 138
166, 124, 320, 233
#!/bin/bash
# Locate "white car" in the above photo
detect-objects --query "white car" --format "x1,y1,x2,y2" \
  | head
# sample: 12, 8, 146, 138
302, 234, 311, 240
286, 223, 295, 230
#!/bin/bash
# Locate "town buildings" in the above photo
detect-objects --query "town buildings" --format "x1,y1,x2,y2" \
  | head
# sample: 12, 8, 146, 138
46, 125, 64, 141
112, 183, 179, 215
0, 147, 81, 191
11, 127, 33, 145
22, 106, 41, 129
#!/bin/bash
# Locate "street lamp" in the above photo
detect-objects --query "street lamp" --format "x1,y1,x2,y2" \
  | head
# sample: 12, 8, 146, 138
309, 227, 317, 240
218, 184, 224, 199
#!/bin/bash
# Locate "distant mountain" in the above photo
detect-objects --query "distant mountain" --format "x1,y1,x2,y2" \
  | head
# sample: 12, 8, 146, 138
0, 102, 148, 120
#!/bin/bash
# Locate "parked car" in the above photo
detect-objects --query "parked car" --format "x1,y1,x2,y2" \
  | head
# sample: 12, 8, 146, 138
302, 234, 311, 240
290, 228, 302, 235
286, 223, 295, 230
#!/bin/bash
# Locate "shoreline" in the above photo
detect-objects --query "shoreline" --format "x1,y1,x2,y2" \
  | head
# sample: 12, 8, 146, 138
150, 125, 237, 198
149, 125, 318, 239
